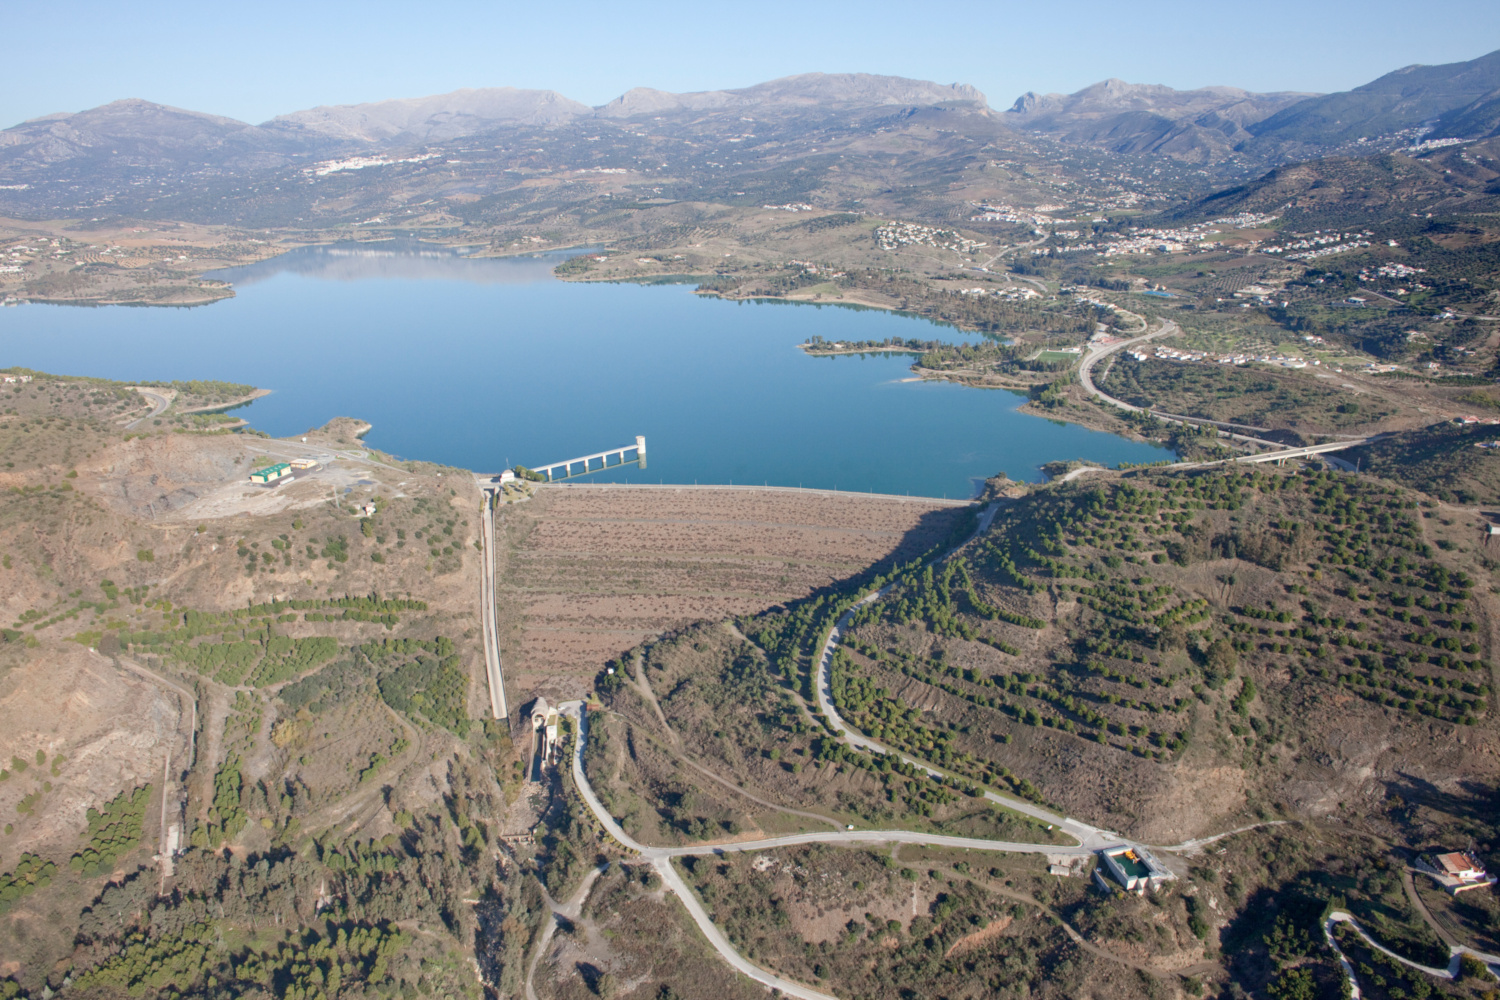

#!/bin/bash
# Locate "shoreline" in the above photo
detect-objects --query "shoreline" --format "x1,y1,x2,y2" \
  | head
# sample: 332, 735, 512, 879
535, 481, 978, 506
799, 344, 921, 357
176, 387, 273, 414
12, 288, 237, 308
12, 230, 1176, 481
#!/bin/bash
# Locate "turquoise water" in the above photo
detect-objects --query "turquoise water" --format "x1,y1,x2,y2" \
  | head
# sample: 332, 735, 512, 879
0, 242, 1168, 498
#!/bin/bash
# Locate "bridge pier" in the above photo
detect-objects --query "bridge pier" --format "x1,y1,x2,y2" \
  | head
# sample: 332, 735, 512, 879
534, 436, 648, 483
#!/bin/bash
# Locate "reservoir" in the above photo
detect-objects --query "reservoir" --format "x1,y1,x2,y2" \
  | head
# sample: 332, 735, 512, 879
0, 242, 1168, 498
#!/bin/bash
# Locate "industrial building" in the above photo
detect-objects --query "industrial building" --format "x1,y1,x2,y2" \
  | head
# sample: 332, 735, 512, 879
1098, 845, 1174, 892
249, 462, 291, 484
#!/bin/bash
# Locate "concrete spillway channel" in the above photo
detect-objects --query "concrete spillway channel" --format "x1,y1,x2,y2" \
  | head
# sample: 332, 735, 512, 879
478, 489, 508, 721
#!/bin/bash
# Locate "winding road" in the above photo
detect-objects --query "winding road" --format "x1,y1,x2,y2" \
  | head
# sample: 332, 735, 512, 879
126, 388, 172, 429
509, 497, 1294, 1000
1079, 322, 1291, 451
562, 703, 841, 1000
1324, 910, 1500, 992
1061, 320, 1383, 481
501, 476, 1482, 998
810, 571, 1123, 850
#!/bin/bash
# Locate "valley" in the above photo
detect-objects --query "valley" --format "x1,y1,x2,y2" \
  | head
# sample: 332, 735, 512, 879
3, 43, 1500, 1000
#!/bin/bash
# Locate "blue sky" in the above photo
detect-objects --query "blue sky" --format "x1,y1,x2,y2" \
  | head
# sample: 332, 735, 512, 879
8, 0, 1498, 127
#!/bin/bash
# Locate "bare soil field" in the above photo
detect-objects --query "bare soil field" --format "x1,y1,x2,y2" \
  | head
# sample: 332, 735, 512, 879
493, 485, 968, 703
0, 644, 189, 871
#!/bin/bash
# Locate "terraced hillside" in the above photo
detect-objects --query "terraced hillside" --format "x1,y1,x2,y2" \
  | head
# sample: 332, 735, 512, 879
739, 466, 1500, 843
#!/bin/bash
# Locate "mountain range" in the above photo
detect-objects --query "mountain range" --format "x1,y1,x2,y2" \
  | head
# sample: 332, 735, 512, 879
2, 51, 1499, 225
1007, 49, 1500, 163
4, 51, 1499, 180
0, 50, 1491, 174
1247, 48, 1500, 146
1005, 79, 1316, 163
0, 73, 990, 173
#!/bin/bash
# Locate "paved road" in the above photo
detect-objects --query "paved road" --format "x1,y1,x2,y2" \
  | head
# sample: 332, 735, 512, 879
562, 704, 840, 1000
564, 640, 1300, 1000
1056, 427, 1380, 483
476, 490, 508, 720
547, 500, 1306, 998
1325, 911, 1500, 985
1076, 324, 1174, 416
807, 499, 1124, 847
1397, 868, 1500, 968
657, 829, 1095, 859
561, 697, 1259, 1000
811, 574, 1124, 851
1079, 322, 1295, 451
127, 389, 172, 429
1232, 438, 1380, 464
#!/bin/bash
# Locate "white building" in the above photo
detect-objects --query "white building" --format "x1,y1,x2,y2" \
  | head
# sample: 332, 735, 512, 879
531, 697, 561, 768
1099, 846, 1174, 892
1416, 851, 1495, 894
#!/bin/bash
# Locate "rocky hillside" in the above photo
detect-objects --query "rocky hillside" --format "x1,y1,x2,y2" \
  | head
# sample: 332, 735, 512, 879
1006, 79, 1312, 162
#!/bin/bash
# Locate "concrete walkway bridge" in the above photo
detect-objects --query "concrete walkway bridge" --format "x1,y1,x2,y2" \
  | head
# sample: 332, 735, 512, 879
533, 435, 647, 481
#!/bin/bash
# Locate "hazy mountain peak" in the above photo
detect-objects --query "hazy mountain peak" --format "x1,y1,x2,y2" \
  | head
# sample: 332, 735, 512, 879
1008, 91, 1062, 115
0, 99, 283, 168
734, 72, 986, 107
15, 98, 255, 131
1003, 78, 1318, 164
264, 87, 592, 143
1249, 47, 1500, 144
595, 87, 737, 117
597, 72, 987, 118
1012, 78, 1307, 119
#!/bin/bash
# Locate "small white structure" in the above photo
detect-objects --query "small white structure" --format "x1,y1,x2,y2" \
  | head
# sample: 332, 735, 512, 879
531, 697, 561, 767
360, 502, 377, 516
1416, 851, 1496, 894
290, 458, 318, 470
